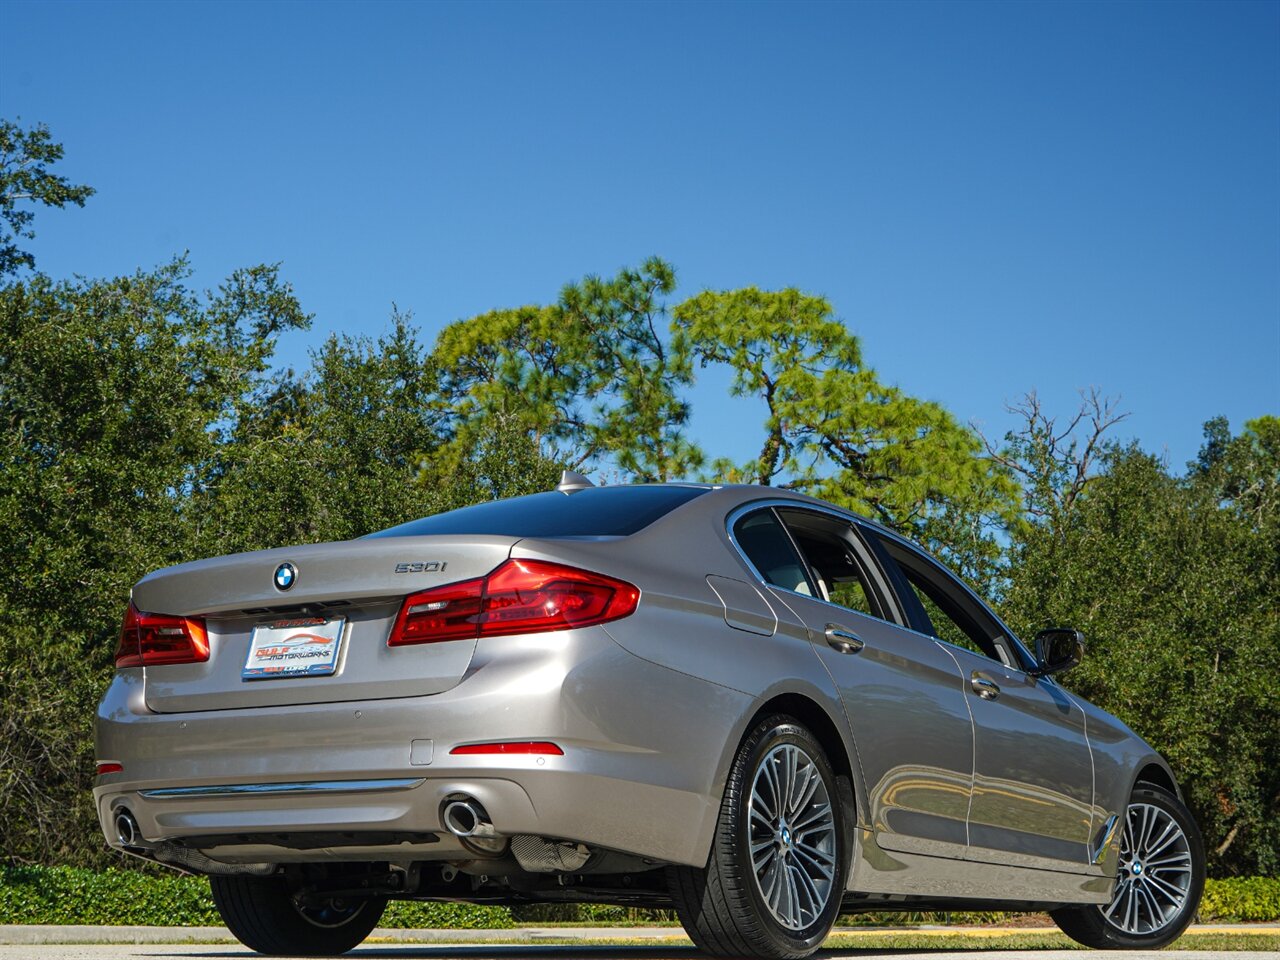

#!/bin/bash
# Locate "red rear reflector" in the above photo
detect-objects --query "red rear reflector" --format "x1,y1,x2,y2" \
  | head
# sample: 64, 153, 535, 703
115, 603, 210, 668
450, 741, 564, 756
96, 762, 124, 776
388, 559, 639, 646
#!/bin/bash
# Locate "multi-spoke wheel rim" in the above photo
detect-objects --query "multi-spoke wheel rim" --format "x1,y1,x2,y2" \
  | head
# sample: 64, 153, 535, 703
748, 742, 837, 931
1102, 802, 1193, 936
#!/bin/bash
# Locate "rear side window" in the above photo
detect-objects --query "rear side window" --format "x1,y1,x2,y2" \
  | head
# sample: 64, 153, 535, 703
733, 510, 815, 595
776, 508, 895, 622
368, 485, 709, 539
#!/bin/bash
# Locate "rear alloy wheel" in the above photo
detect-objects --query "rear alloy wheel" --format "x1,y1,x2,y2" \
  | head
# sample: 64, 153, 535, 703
1051, 783, 1204, 950
668, 715, 847, 959
210, 874, 386, 956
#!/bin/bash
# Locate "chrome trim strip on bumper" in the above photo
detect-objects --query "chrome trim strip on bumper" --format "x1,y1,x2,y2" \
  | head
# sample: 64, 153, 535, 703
138, 778, 426, 799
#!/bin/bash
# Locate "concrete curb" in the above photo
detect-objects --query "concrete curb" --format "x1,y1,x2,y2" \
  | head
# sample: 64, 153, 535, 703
0, 923, 1276, 945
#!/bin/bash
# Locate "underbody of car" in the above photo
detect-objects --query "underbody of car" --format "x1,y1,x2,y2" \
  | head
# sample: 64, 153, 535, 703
94, 478, 1204, 957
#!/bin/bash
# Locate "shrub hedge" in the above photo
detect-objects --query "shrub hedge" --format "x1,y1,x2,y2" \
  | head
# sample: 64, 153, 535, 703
1199, 876, 1280, 923
0, 866, 512, 928
1, 865, 1276, 927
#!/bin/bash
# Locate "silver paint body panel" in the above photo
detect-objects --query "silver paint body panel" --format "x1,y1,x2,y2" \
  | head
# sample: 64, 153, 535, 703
775, 590, 976, 860
95, 484, 1177, 907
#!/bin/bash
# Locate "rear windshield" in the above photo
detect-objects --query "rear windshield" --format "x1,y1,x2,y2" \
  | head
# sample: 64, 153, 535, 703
367, 485, 710, 539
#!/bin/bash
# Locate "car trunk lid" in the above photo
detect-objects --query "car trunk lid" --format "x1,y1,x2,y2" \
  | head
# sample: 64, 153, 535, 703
134, 535, 515, 713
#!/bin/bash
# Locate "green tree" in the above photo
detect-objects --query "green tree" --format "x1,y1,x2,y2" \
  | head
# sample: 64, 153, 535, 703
432, 257, 701, 481
1001, 413, 1280, 877
981, 389, 1129, 538
0, 257, 310, 864
673, 286, 1020, 586
419, 413, 563, 515
1190, 414, 1280, 524
198, 311, 565, 554
0, 120, 95, 276
0, 241, 567, 866
197, 312, 444, 552
0, 257, 310, 627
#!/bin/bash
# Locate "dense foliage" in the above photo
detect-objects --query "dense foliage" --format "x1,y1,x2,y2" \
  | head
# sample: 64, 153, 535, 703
0, 252, 561, 864
0, 865, 515, 928
1000, 414, 1280, 876
1, 865, 1276, 926
673, 287, 1019, 586
0, 119, 1275, 881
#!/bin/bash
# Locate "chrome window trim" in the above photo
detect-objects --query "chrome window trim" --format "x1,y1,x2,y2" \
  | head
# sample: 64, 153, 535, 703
872, 533, 1037, 672
725, 499, 907, 628
726, 502, 809, 594
725, 497, 1037, 671
922, 623, 1018, 671
139, 777, 425, 799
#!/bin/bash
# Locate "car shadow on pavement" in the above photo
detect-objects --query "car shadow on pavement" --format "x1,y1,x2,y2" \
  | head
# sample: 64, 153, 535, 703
166, 950, 705, 960
161, 948, 943, 960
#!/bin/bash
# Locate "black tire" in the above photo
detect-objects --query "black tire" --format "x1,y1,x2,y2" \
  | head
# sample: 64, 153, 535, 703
210, 874, 386, 956
668, 715, 849, 959
1051, 783, 1204, 950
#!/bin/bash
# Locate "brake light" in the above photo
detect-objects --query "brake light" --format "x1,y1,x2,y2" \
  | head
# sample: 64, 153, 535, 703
388, 577, 486, 645
388, 559, 639, 646
96, 762, 124, 776
450, 741, 564, 756
114, 602, 210, 668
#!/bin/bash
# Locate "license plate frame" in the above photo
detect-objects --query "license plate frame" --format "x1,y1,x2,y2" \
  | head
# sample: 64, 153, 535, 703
242, 616, 346, 681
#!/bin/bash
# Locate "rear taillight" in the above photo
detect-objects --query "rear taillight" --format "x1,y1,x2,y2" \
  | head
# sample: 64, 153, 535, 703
114, 602, 210, 668
388, 577, 487, 645
388, 559, 639, 647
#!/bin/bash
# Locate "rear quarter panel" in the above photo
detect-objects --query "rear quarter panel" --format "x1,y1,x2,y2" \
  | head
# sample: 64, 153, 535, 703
509, 492, 860, 831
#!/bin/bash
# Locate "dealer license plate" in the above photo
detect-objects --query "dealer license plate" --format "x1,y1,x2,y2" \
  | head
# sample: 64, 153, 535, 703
242, 617, 346, 680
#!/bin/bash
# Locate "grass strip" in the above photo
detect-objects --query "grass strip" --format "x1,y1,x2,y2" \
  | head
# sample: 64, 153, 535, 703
822, 931, 1280, 951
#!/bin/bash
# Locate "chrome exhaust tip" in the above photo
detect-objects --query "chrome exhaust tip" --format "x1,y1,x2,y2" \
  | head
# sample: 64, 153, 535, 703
114, 808, 143, 848
442, 798, 494, 838
441, 797, 506, 853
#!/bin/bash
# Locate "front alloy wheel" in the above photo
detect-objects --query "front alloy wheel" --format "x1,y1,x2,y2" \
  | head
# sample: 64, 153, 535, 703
1106, 800, 1195, 934
668, 715, 848, 959
1052, 783, 1204, 950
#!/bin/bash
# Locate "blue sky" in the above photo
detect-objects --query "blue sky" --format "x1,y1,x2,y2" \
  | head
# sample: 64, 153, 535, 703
3, 0, 1277, 473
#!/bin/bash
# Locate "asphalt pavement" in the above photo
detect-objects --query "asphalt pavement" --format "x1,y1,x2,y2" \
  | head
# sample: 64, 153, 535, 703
1, 926, 1277, 960
0, 947, 1278, 960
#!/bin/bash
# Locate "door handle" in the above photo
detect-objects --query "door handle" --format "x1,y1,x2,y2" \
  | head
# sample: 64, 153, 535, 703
970, 675, 1000, 701
824, 624, 864, 654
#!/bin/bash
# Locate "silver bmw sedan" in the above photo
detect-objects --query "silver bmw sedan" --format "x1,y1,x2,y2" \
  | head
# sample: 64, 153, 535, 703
94, 477, 1204, 958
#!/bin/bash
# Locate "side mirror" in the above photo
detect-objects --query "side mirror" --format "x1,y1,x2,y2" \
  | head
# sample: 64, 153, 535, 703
1033, 628, 1085, 677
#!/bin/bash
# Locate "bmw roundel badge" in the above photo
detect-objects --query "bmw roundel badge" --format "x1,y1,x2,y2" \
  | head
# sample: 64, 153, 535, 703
273, 562, 297, 591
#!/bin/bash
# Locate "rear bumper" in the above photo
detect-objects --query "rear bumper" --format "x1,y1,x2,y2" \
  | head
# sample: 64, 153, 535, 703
93, 626, 750, 867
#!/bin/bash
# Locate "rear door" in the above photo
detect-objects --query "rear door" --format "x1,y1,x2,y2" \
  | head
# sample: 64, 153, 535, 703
872, 533, 1096, 872
732, 505, 975, 862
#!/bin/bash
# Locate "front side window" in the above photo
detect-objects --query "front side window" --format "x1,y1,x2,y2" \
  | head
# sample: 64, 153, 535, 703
876, 536, 1018, 667
903, 575, 991, 659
